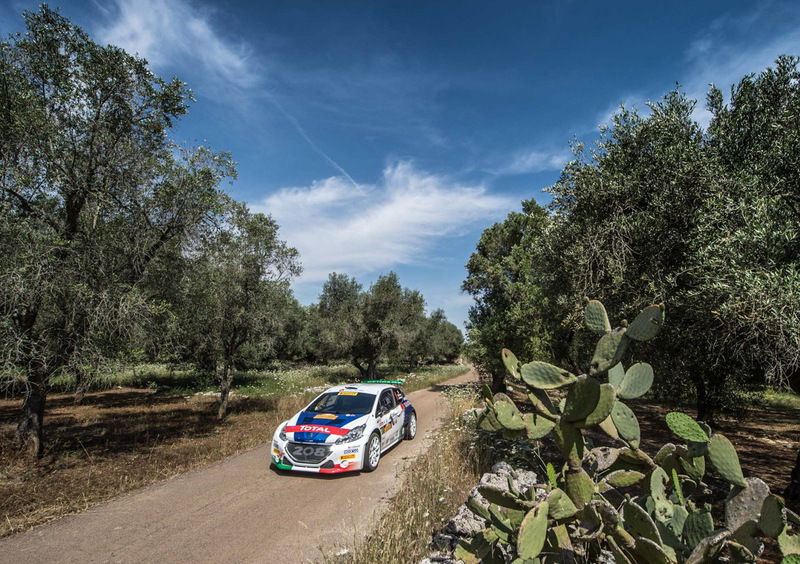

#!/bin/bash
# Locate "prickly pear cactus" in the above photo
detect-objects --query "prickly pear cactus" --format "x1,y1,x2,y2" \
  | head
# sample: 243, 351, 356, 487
462, 299, 798, 564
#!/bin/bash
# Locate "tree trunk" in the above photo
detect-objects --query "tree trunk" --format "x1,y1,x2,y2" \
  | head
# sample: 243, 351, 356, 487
695, 375, 713, 423
786, 449, 800, 506
73, 370, 88, 405
217, 360, 233, 420
16, 370, 47, 458
491, 370, 505, 393
366, 360, 377, 380
353, 360, 368, 379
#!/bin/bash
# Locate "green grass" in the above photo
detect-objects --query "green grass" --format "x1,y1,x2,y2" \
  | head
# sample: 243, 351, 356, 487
760, 388, 800, 411
44, 362, 470, 398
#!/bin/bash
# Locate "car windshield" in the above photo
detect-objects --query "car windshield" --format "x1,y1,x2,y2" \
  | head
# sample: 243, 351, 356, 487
307, 391, 376, 415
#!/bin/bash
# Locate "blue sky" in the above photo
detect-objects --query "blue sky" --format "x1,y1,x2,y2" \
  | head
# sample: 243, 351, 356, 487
2, 1, 800, 330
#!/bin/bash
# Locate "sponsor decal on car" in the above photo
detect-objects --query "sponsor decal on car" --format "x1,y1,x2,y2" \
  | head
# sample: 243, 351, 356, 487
272, 448, 281, 457
285, 424, 350, 436
381, 423, 393, 433
337, 391, 358, 396
343, 447, 359, 454
340, 454, 356, 461
314, 413, 337, 419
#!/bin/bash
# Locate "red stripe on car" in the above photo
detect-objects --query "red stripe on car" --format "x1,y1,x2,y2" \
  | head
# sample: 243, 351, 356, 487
285, 424, 349, 436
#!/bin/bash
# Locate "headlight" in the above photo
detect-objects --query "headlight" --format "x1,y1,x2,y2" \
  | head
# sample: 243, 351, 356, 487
335, 424, 366, 444
278, 422, 288, 441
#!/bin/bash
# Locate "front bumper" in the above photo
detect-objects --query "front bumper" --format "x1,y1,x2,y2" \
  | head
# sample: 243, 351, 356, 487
270, 436, 367, 474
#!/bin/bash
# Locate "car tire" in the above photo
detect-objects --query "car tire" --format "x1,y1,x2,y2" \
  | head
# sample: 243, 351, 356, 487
404, 412, 417, 440
363, 432, 382, 472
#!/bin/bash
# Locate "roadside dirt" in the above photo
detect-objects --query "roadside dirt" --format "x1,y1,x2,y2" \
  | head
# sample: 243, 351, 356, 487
0, 370, 477, 563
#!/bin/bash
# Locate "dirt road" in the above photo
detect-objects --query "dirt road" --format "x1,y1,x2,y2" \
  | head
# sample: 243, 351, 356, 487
0, 370, 476, 563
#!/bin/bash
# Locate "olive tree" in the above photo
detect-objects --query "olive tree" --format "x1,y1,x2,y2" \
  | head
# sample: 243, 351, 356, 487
177, 202, 300, 419
0, 7, 234, 456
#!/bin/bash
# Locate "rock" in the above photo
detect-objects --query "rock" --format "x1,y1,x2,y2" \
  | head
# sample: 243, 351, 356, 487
444, 504, 486, 537
462, 408, 484, 424
430, 533, 458, 552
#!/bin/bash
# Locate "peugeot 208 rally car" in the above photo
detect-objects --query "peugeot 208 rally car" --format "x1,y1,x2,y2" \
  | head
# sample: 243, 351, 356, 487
271, 381, 416, 474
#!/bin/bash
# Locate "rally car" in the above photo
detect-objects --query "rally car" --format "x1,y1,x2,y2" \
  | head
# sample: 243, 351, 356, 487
270, 380, 417, 474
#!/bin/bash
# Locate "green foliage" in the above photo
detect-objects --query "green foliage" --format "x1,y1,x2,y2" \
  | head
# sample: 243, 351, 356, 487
463, 299, 798, 563
313, 272, 463, 378
462, 201, 553, 390
0, 6, 234, 454
465, 57, 800, 419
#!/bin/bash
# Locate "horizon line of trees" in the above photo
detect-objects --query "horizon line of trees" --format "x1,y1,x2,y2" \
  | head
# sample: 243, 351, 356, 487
0, 7, 462, 458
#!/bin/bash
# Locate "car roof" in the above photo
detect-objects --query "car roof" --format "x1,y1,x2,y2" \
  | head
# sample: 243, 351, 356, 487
323, 383, 399, 394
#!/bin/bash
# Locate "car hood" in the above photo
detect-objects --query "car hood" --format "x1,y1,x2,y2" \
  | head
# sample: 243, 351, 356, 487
284, 411, 370, 443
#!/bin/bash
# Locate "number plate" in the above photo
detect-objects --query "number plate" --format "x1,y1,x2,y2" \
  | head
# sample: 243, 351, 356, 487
287, 442, 331, 464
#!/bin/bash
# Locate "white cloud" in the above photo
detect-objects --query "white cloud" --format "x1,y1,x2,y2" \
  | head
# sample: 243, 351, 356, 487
597, 6, 800, 130
595, 95, 651, 128
681, 14, 800, 127
252, 161, 514, 282
495, 148, 571, 176
97, 0, 259, 91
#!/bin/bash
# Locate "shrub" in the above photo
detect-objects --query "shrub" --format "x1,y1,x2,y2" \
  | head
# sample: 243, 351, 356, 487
460, 299, 800, 563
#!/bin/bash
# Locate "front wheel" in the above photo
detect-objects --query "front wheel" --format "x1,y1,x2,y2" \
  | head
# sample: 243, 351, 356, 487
363, 432, 381, 472
404, 412, 417, 440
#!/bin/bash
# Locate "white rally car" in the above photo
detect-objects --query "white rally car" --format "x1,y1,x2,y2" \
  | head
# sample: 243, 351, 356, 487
271, 381, 417, 474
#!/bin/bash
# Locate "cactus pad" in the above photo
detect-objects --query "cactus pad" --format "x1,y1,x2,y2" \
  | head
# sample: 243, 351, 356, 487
585, 299, 611, 334
522, 412, 556, 439
665, 412, 709, 443
466, 495, 491, 521
608, 362, 625, 389
604, 469, 645, 488
520, 361, 576, 389
626, 304, 664, 341
590, 328, 630, 375
563, 376, 601, 422
584, 383, 616, 426
634, 537, 671, 564
623, 501, 661, 544
618, 362, 654, 399
517, 501, 549, 559
565, 468, 594, 509
501, 348, 521, 378
528, 389, 558, 417
547, 488, 578, 520
493, 401, 526, 430
477, 486, 530, 510
683, 509, 715, 549
598, 415, 619, 439
546, 462, 558, 489
758, 495, 785, 538
707, 433, 746, 487
725, 477, 769, 532
554, 420, 585, 467
611, 400, 640, 448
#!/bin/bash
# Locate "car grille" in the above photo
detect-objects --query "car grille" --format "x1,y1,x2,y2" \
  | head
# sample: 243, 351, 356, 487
287, 442, 331, 464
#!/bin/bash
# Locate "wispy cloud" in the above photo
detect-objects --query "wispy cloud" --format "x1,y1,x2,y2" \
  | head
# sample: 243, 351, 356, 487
495, 147, 571, 176
596, 4, 800, 129
252, 161, 514, 282
681, 6, 800, 126
96, 0, 260, 92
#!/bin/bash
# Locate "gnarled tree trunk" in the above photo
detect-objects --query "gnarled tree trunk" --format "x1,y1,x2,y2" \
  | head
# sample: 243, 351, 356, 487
217, 360, 233, 420
16, 369, 48, 458
786, 449, 800, 507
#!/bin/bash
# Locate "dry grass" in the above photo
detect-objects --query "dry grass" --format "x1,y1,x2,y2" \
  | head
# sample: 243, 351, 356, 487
0, 364, 468, 538
327, 383, 488, 564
